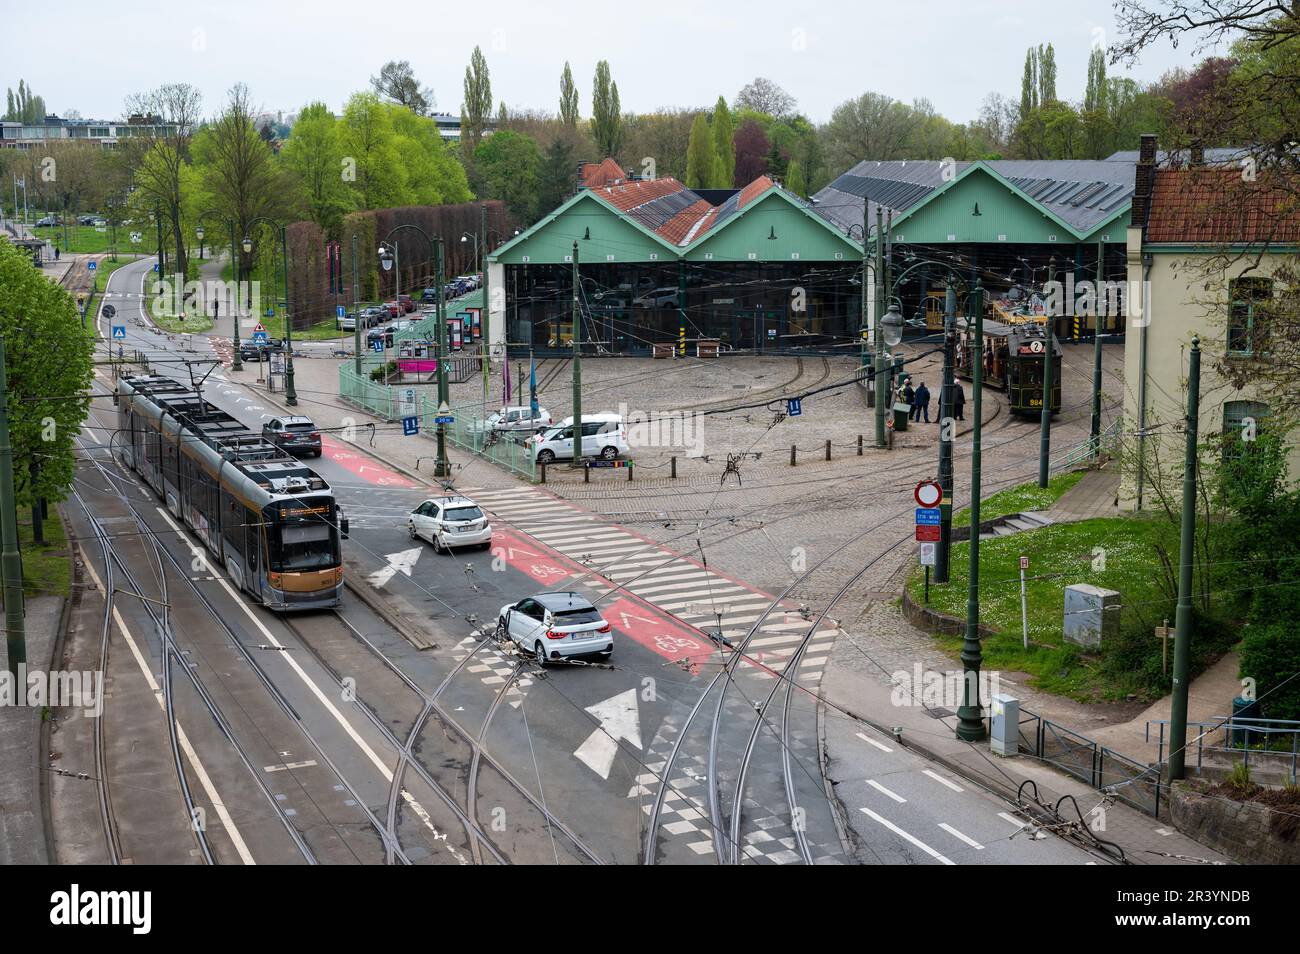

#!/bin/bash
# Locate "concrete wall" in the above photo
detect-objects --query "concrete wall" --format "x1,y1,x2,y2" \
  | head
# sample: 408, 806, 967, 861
1169, 781, 1300, 864
1120, 227, 1299, 509
487, 261, 505, 357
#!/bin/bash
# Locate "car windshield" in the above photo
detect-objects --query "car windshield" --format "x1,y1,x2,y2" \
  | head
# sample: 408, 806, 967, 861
540, 427, 565, 441
552, 607, 603, 625
443, 506, 483, 522
486, 413, 502, 424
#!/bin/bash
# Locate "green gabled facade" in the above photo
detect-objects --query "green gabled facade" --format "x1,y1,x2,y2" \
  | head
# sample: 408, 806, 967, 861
684, 188, 861, 263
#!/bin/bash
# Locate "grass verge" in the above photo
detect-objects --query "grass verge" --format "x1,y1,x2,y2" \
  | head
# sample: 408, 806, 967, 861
953, 469, 1086, 527
20, 510, 71, 599
907, 509, 1236, 703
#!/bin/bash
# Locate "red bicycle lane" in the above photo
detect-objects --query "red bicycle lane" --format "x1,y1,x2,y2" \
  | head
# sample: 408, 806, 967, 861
489, 525, 720, 671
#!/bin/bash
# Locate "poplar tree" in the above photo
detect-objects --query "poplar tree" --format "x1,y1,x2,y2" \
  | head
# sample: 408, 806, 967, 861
711, 96, 735, 187
560, 62, 580, 126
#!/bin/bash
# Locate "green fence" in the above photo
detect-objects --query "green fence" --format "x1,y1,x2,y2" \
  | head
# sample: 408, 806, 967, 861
339, 362, 536, 481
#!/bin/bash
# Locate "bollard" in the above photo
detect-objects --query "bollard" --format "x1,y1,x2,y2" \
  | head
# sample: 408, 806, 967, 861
671, 456, 677, 479
825, 439, 831, 461
541, 462, 547, 484
790, 444, 797, 467
584, 462, 590, 483
627, 460, 633, 481
858, 434, 863, 456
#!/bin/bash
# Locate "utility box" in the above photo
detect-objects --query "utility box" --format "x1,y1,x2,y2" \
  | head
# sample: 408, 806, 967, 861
991, 693, 1019, 757
892, 403, 911, 431
1063, 583, 1121, 649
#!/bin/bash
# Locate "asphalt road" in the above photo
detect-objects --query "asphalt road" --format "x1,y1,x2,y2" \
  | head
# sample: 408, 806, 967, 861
66, 257, 1102, 865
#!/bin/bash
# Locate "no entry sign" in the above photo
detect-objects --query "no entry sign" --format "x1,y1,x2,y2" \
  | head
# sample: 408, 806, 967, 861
914, 480, 942, 508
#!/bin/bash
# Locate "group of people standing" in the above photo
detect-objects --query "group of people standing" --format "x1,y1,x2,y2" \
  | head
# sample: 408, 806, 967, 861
901, 378, 965, 423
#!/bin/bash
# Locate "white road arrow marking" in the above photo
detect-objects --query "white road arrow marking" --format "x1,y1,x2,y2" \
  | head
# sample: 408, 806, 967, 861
366, 547, 422, 588
617, 610, 660, 629
573, 688, 642, 780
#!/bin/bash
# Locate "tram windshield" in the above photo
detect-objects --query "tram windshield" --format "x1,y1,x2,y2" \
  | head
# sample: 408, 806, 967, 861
266, 501, 340, 571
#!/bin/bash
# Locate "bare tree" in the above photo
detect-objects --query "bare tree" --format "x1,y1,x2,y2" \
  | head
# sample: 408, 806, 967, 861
370, 60, 433, 115
734, 77, 797, 117
122, 82, 202, 280
1112, 1, 1298, 64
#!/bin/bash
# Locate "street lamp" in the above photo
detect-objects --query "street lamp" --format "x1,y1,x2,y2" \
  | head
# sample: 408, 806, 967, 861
957, 280, 988, 742
380, 225, 449, 478
881, 302, 904, 347
195, 212, 242, 371
244, 217, 296, 406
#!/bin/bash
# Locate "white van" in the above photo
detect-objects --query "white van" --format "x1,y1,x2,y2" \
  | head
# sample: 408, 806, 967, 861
530, 413, 629, 463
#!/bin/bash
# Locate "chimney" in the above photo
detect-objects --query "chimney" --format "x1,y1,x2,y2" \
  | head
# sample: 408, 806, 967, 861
1131, 133, 1157, 232
1190, 142, 1205, 166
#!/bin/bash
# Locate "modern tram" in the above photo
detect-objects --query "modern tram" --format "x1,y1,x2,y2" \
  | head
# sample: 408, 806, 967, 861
115, 374, 346, 610
955, 318, 1062, 416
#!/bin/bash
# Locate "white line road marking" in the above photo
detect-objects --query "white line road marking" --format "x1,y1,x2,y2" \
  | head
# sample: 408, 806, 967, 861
939, 823, 984, 849
856, 731, 893, 753
998, 811, 1028, 830
866, 779, 906, 803
264, 760, 319, 773
859, 807, 955, 865
80, 552, 256, 864
156, 508, 466, 863
923, 769, 964, 792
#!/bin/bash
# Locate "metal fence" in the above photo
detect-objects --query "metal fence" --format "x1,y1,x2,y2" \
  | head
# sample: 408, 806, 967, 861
1010, 707, 1164, 817
1147, 716, 1300, 784
338, 362, 536, 481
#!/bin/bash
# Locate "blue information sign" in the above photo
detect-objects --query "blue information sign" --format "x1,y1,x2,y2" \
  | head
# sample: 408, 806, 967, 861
87, 260, 97, 270
915, 507, 942, 526
337, 305, 345, 318
434, 415, 454, 425
252, 331, 268, 344
402, 416, 419, 436
371, 339, 383, 353
111, 325, 126, 340
787, 398, 802, 416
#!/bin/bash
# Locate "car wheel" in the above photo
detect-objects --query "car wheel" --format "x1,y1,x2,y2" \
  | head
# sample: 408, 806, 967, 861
431, 534, 443, 554
495, 618, 508, 641
534, 641, 549, 666
600, 445, 618, 460
408, 523, 418, 541
537, 449, 556, 465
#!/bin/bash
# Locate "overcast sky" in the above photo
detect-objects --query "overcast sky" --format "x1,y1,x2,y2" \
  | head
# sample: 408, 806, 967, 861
9, 0, 1208, 125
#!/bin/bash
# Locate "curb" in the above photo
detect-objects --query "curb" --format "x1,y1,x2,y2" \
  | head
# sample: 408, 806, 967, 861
900, 587, 998, 638
342, 565, 437, 651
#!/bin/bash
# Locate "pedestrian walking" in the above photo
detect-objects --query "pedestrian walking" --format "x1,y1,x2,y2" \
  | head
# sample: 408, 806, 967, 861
953, 382, 966, 421
902, 379, 914, 409
913, 381, 932, 422
54, 246, 60, 261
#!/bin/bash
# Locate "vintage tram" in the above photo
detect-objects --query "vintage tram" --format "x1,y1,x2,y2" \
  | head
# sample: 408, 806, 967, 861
116, 374, 346, 610
955, 318, 1062, 416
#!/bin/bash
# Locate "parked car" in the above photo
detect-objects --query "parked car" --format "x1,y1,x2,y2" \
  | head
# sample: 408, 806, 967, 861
35, 215, 61, 228
262, 415, 322, 457
456, 275, 480, 292
480, 405, 552, 436
381, 300, 401, 319
529, 413, 629, 464
420, 286, 439, 303
360, 306, 387, 325
496, 591, 613, 664
239, 338, 285, 361
396, 294, 416, 313
407, 496, 493, 552
337, 311, 359, 332
366, 319, 414, 349
633, 287, 678, 308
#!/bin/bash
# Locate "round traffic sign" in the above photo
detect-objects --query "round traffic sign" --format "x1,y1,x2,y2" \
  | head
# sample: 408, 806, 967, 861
914, 480, 942, 508
102, 304, 116, 319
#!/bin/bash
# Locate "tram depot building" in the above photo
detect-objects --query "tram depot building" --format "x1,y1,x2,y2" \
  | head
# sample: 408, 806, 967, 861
485, 154, 1146, 358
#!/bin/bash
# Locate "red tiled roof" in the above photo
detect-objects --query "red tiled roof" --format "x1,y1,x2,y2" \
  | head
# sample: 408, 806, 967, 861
581, 158, 627, 188
1147, 168, 1300, 243
657, 199, 713, 245
596, 177, 688, 212
737, 175, 776, 210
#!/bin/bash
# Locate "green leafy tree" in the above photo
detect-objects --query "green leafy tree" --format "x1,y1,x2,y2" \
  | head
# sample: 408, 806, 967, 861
560, 62, 580, 126
1020, 48, 1038, 118
684, 113, 718, 190
590, 60, 622, 157
785, 158, 806, 198
389, 106, 472, 205
1084, 47, 1108, 112
0, 238, 94, 539
538, 134, 581, 214
473, 129, 542, 224
280, 102, 352, 235
339, 92, 405, 209
122, 82, 203, 283
711, 96, 735, 188
460, 46, 493, 163
1039, 43, 1057, 103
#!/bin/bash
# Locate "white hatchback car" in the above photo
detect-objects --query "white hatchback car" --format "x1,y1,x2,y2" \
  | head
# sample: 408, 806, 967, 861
407, 496, 493, 552
530, 414, 629, 464
497, 591, 613, 664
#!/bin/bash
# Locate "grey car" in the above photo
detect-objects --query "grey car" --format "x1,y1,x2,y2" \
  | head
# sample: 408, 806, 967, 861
262, 415, 322, 457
